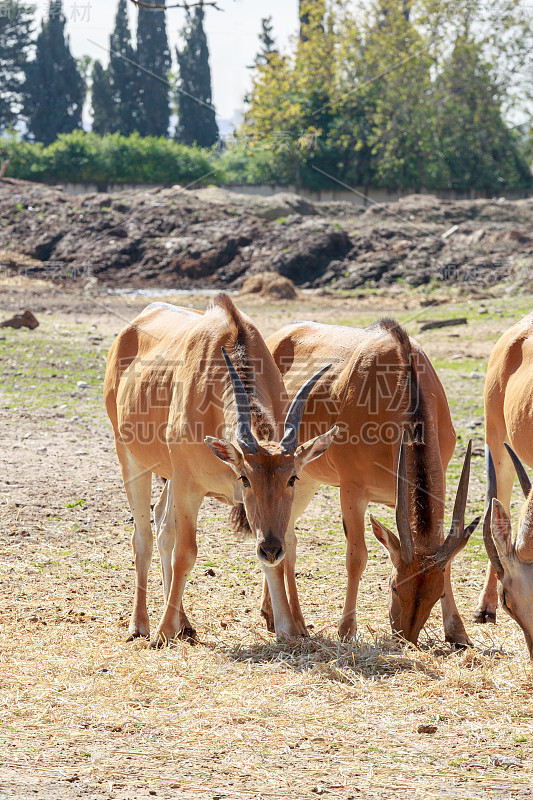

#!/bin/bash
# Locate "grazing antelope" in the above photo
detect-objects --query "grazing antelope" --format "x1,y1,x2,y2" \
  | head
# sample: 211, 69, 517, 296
258, 319, 479, 645
104, 294, 337, 646
473, 313, 533, 659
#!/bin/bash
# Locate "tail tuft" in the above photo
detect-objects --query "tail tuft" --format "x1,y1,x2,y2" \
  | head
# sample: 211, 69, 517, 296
230, 503, 251, 533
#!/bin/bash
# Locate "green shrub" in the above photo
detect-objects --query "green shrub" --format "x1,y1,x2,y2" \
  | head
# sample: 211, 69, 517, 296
1, 131, 222, 186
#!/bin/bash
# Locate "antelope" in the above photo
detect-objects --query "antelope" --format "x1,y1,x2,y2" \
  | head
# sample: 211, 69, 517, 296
473, 312, 533, 659
257, 319, 479, 645
103, 294, 337, 646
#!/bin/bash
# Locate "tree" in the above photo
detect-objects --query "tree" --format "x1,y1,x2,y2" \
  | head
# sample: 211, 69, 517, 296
343, 0, 439, 190
175, 6, 218, 147
242, 3, 336, 185
434, 36, 531, 191
23, 0, 84, 144
134, 0, 171, 137
0, 1, 34, 132
250, 17, 277, 68
109, 0, 139, 134
243, 0, 532, 192
91, 61, 114, 135
299, 0, 325, 42
92, 0, 138, 135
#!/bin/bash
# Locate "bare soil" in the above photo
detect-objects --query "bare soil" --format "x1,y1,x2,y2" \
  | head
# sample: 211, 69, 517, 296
1, 281, 533, 800
1, 179, 532, 292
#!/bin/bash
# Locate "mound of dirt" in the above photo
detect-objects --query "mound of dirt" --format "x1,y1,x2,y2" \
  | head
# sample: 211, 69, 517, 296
0, 178, 532, 291
191, 187, 322, 221
239, 272, 298, 299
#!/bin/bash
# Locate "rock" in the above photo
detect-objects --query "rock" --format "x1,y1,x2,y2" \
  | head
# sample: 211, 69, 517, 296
76, 381, 89, 389
470, 371, 484, 379
417, 724, 437, 734
239, 272, 298, 300
0, 309, 39, 329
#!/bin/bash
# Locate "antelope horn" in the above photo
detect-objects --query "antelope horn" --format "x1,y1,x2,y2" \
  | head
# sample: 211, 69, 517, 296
221, 346, 258, 455
432, 441, 480, 570
280, 363, 332, 454
483, 445, 504, 579
395, 429, 415, 566
504, 442, 532, 499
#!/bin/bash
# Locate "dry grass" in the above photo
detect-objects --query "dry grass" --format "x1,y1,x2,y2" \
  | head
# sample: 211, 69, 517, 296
1, 284, 533, 799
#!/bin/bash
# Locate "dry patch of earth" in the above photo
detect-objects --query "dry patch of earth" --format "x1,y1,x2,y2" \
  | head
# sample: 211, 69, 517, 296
1, 281, 533, 799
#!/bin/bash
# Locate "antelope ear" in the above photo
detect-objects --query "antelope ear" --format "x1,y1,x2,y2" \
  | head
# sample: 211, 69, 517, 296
491, 498, 514, 565
370, 514, 402, 570
295, 425, 338, 470
204, 437, 243, 471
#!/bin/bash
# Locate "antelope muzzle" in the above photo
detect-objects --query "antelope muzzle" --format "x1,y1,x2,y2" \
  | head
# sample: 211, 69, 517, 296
257, 533, 284, 565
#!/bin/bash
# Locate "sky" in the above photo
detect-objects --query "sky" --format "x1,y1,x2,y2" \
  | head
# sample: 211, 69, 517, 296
31, 0, 300, 125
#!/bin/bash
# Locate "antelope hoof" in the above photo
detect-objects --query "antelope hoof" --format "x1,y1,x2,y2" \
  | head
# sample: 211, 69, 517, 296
150, 625, 197, 649
126, 630, 150, 642
275, 621, 302, 641
472, 608, 497, 624
260, 607, 275, 633
445, 631, 473, 649
294, 619, 309, 637
127, 618, 150, 641
338, 619, 357, 641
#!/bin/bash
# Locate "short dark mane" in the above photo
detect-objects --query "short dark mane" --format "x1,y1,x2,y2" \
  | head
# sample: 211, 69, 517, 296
376, 318, 431, 537
210, 293, 276, 442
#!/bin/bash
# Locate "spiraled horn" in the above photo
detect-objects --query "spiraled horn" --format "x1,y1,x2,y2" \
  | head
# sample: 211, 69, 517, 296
221, 346, 258, 455
395, 429, 415, 565
280, 363, 332, 454
432, 441, 480, 571
484, 445, 504, 579
504, 442, 532, 499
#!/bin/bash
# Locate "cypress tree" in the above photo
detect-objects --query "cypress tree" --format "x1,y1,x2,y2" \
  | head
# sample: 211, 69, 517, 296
109, 0, 138, 134
91, 60, 113, 135
175, 7, 218, 147
0, 1, 34, 131
250, 17, 277, 68
24, 0, 84, 144
134, 0, 171, 137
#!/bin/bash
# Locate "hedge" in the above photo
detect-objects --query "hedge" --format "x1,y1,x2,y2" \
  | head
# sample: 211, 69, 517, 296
1, 130, 221, 186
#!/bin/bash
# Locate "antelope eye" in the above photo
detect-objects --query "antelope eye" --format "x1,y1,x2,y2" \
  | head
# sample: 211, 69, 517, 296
240, 476, 250, 488
288, 475, 299, 488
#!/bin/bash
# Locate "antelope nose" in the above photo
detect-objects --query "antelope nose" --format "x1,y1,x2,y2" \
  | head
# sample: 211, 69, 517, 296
259, 540, 283, 564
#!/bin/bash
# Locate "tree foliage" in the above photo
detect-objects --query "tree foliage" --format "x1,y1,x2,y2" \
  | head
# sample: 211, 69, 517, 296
107, 0, 139, 135
174, 7, 218, 147
243, 0, 533, 192
23, 0, 84, 145
3, 130, 218, 185
91, 60, 114, 136
0, 0, 34, 132
250, 17, 277, 68
134, 0, 171, 137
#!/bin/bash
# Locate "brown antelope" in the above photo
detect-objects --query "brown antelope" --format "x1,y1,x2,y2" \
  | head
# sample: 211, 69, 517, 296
104, 294, 337, 646
257, 319, 479, 646
473, 313, 533, 659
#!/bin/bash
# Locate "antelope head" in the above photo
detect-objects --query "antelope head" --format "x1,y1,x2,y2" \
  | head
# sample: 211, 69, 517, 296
205, 348, 338, 566
484, 443, 533, 660
370, 434, 480, 644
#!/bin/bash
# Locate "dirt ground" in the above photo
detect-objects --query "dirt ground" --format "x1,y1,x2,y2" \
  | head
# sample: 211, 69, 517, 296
1, 279, 533, 800
1, 178, 533, 292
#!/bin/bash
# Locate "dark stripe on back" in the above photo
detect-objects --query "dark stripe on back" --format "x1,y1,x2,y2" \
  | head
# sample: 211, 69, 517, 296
374, 318, 431, 537
210, 293, 276, 442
